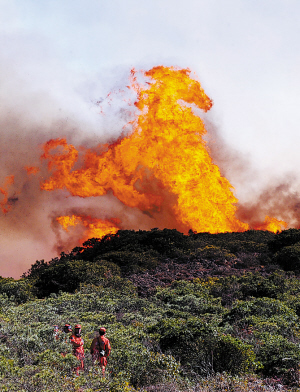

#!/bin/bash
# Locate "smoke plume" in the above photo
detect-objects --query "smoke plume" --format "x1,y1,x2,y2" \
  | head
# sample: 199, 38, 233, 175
1, 58, 299, 279
0, 43, 135, 278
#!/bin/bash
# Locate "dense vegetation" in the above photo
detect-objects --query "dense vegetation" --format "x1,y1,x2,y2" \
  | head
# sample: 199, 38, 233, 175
2, 228, 300, 391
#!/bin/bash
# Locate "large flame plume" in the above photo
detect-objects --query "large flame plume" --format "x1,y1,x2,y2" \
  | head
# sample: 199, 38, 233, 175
38, 66, 286, 240
0, 65, 293, 276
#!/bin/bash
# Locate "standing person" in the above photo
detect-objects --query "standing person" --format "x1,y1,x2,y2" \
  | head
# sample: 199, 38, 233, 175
63, 323, 72, 335
90, 327, 111, 377
60, 323, 72, 357
70, 324, 85, 375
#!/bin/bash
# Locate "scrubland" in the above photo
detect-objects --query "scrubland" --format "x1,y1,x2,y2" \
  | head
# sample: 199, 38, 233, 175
2, 228, 300, 391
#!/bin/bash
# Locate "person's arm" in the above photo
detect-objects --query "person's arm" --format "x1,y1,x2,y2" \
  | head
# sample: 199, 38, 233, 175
70, 336, 81, 348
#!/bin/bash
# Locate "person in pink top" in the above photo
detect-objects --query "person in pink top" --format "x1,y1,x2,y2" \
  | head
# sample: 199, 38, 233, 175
70, 324, 85, 375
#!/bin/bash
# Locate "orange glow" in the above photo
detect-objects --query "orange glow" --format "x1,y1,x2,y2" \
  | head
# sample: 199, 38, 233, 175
57, 214, 120, 242
0, 175, 14, 214
254, 216, 288, 233
39, 66, 287, 240
25, 166, 39, 175
56, 215, 81, 230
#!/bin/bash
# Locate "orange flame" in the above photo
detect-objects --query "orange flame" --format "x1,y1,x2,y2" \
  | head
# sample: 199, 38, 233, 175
39, 66, 286, 240
57, 214, 120, 242
254, 216, 288, 233
25, 166, 39, 175
0, 175, 15, 213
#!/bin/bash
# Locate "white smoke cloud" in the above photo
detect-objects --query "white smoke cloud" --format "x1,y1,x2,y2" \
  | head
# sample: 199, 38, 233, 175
0, 27, 136, 278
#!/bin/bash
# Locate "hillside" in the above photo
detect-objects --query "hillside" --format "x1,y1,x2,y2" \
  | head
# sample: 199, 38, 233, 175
1, 228, 300, 391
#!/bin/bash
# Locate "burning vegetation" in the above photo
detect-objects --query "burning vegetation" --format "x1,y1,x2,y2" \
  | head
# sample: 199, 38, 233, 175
0, 66, 291, 255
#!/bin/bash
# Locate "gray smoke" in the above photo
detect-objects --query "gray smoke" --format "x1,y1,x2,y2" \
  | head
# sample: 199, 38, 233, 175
1, 45, 299, 278
0, 41, 138, 278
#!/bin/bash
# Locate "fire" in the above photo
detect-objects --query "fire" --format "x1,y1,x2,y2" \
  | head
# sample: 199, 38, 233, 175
57, 215, 120, 242
57, 214, 81, 230
1, 65, 285, 245
25, 166, 39, 175
41, 66, 253, 238
0, 175, 15, 213
254, 216, 288, 233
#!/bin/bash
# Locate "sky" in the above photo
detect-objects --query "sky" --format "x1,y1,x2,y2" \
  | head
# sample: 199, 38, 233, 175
0, 0, 300, 278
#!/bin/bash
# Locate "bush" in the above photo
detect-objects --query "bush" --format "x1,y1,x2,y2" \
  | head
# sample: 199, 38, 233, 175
275, 243, 300, 271
195, 245, 235, 264
213, 334, 258, 374
269, 229, 300, 253
149, 317, 258, 376
257, 333, 300, 382
33, 350, 78, 372
101, 250, 159, 273
26, 260, 128, 297
0, 278, 34, 303
223, 297, 297, 325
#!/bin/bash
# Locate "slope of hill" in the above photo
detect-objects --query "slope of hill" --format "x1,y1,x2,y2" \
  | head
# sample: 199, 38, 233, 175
1, 228, 300, 391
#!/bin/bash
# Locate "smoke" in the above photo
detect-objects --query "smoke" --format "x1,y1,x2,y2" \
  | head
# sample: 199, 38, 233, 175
1, 47, 300, 279
204, 115, 300, 230
236, 179, 300, 229
0, 34, 178, 278
0, 33, 137, 278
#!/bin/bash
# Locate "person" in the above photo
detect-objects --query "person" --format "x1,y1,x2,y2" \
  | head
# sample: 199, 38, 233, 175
70, 324, 85, 375
60, 323, 72, 357
90, 327, 111, 377
63, 323, 72, 335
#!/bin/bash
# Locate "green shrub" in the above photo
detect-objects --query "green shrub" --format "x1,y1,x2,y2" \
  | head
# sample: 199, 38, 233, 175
275, 243, 300, 271
149, 317, 258, 376
155, 280, 224, 316
223, 297, 297, 325
0, 355, 17, 376
33, 349, 78, 372
0, 278, 34, 303
256, 332, 300, 382
195, 245, 235, 264
136, 352, 180, 387
269, 229, 300, 253
101, 250, 159, 273
213, 334, 258, 374
3, 228, 300, 389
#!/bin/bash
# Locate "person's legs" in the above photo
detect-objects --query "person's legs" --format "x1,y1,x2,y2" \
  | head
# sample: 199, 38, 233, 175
99, 357, 107, 377
74, 352, 84, 375
79, 352, 85, 371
